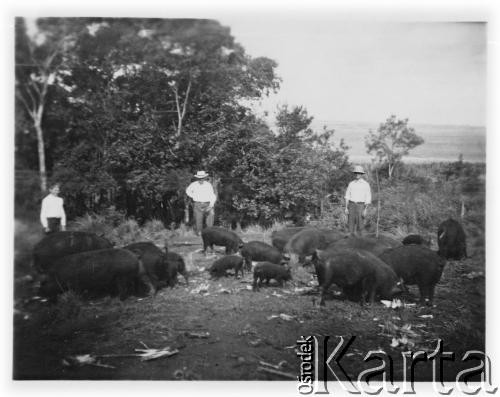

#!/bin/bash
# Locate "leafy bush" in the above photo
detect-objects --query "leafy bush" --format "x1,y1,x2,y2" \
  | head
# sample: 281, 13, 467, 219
71, 208, 177, 247
311, 204, 348, 232
110, 219, 143, 246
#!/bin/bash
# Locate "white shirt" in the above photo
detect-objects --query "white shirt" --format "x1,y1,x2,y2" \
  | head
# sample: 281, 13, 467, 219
186, 181, 216, 206
40, 194, 67, 227
345, 178, 371, 205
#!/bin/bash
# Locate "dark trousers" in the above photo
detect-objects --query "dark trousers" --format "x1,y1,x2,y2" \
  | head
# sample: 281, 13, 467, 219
193, 202, 214, 234
46, 217, 61, 234
348, 201, 364, 235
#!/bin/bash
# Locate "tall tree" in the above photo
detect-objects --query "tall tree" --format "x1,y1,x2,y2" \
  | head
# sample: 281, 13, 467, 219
365, 115, 424, 179
15, 18, 86, 192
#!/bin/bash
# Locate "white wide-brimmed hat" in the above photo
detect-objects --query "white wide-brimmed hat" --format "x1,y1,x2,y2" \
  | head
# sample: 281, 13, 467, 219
353, 165, 365, 174
194, 170, 209, 179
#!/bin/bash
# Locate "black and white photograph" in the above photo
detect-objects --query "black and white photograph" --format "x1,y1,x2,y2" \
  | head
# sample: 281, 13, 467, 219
9, 0, 497, 393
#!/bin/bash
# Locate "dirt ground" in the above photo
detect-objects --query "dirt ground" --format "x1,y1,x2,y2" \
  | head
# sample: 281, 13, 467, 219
13, 233, 485, 382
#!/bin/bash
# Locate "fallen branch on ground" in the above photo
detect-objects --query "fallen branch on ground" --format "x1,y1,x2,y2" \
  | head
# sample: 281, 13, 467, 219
256, 366, 296, 379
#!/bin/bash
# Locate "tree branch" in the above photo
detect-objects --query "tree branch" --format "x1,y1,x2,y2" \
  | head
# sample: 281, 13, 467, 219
172, 75, 192, 137
15, 90, 35, 120
180, 76, 191, 121
28, 77, 42, 97
24, 83, 39, 115
171, 85, 182, 136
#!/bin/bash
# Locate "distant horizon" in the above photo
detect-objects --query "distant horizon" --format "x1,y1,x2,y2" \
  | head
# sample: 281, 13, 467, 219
311, 120, 485, 163
254, 104, 487, 132
348, 155, 486, 164
311, 119, 486, 129
262, 115, 487, 134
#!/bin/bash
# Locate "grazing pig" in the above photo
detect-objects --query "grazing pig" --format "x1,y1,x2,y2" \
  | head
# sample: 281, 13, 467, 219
165, 245, 188, 286
379, 245, 446, 305
33, 231, 113, 273
208, 255, 244, 279
252, 262, 292, 290
437, 218, 467, 260
124, 242, 165, 293
241, 241, 285, 271
283, 228, 345, 263
201, 226, 243, 254
271, 227, 306, 251
124, 241, 188, 292
38, 248, 142, 300
312, 248, 402, 306
343, 252, 402, 302
402, 234, 431, 247
330, 236, 400, 257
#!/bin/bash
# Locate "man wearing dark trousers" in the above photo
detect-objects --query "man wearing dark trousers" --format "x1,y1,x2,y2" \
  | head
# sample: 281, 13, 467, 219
186, 171, 217, 235
344, 165, 371, 236
40, 183, 67, 234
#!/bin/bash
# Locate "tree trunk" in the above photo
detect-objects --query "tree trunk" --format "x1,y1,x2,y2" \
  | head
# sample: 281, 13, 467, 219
184, 200, 190, 224
375, 167, 380, 238
173, 77, 192, 137
34, 118, 47, 192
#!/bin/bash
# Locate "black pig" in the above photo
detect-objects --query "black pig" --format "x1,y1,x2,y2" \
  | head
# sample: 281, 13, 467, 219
252, 262, 292, 290
201, 227, 243, 254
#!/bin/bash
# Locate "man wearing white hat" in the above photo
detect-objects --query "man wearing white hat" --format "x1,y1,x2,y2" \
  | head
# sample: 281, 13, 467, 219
186, 171, 217, 235
344, 165, 371, 236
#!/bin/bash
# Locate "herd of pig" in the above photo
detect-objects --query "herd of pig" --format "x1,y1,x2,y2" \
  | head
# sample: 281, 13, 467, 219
31, 217, 467, 307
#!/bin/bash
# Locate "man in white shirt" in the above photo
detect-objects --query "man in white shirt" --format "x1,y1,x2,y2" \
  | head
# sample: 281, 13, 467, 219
186, 171, 217, 235
344, 165, 371, 236
40, 183, 67, 234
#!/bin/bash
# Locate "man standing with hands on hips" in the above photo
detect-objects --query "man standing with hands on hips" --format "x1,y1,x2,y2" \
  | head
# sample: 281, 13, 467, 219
344, 165, 371, 236
186, 171, 217, 235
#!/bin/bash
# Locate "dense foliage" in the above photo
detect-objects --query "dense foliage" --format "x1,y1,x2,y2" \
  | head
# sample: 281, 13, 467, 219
15, 18, 351, 227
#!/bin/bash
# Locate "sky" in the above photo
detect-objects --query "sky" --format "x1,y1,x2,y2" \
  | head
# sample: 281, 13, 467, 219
218, 17, 486, 126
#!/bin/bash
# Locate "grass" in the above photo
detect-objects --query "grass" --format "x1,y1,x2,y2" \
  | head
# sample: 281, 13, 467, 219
69, 212, 181, 247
